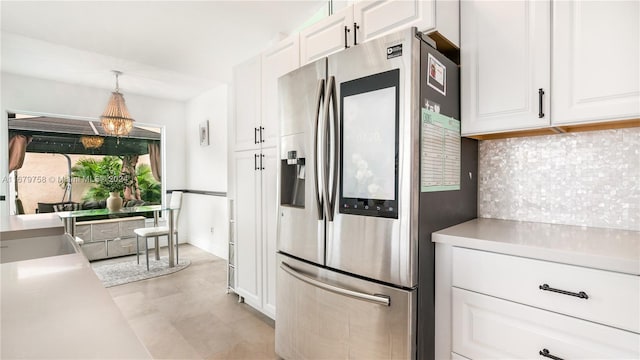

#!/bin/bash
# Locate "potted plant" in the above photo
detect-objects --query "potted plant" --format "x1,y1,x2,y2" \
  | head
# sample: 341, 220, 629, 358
97, 172, 134, 212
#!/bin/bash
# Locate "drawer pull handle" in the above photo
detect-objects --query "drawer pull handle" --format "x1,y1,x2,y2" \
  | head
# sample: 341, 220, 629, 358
539, 283, 588, 299
539, 348, 564, 360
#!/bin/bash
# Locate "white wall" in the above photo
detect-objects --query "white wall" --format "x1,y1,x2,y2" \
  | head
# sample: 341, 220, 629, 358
182, 85, 229, 259
0, 72, 187, 218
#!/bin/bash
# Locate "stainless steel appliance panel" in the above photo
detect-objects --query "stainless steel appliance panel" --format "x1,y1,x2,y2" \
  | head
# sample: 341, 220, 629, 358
276, 253, 416, 359
325, 28, 420, 288
277, 59, 326, 265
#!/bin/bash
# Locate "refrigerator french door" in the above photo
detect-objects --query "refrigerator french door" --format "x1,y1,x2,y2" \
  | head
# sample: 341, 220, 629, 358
277, 27, 477, 359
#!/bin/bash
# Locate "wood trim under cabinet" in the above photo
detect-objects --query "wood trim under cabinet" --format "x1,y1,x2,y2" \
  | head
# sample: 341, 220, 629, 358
466, 118, 640, 140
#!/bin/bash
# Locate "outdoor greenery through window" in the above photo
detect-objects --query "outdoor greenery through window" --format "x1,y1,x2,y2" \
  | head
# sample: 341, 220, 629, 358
70, 156, 161, 203
7, 114, 162, 215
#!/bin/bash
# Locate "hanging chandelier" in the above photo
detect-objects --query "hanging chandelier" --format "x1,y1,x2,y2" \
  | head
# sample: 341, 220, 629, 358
80, 136, 104, 149
100, 70, 135, 136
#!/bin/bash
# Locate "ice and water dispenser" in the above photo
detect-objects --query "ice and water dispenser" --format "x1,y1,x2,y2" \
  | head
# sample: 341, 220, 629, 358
280, 150, 305, 208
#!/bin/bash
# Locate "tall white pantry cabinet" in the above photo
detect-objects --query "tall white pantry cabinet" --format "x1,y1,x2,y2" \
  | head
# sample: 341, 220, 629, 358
229, 35, 299, 320
461, 0, 640, 136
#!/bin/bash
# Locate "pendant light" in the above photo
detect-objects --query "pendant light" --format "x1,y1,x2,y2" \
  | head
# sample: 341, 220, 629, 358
100, 70, 134, 136
80, 136, 104, 149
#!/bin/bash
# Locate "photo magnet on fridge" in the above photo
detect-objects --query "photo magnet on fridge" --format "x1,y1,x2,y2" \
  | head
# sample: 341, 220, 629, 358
427, 53, 446, 96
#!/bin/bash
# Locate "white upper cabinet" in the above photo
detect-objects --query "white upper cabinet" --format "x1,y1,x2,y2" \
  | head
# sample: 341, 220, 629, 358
300, 6, 354, 65
261, 35, 300, 148
300, 0, 460, 66
232, 56, 261, 151
552, 0, 640, 125
353, 0, 459, 47
461, 0, 551, 136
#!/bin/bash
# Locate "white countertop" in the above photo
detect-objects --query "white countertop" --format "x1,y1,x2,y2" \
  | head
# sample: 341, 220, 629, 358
433, 218, 640, 275
0, 213, 65, 240
1, 251, 151, 358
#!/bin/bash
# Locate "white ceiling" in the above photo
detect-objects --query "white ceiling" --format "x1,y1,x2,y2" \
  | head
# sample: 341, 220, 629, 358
0, 1, 326, 100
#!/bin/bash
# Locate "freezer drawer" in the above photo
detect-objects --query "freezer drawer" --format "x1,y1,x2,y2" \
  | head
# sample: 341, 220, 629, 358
276, 253, 416, 360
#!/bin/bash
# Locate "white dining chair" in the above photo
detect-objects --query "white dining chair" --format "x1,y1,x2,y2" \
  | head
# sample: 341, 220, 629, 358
134, 191, 182, 270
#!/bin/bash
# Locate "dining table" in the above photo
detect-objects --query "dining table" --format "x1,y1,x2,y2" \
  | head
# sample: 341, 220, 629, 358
57, 205, 178, 267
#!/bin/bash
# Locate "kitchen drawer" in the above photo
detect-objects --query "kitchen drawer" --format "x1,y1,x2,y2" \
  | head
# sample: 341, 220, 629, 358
107, 237, 140, 258
119, 217, 146, 238
75, 224, 91, 239
452, 288, 640, 359
81, 241, 107, 261
452, 247, 640, 333
91, 222, 120, 241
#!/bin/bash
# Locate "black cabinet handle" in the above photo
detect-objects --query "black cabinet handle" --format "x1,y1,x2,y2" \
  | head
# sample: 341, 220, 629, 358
539, 283, 588, 299
344, 26, 350, 48
254, 127, 259, 144
254, 154, 259, 170
538, 88, 545, 118
353, 22, 360, 45
539, 349, 564, 360
260, 126, 265, 143
260, 154, 265, 170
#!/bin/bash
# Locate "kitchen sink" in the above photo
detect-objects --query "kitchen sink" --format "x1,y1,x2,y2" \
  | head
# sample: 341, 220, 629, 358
0, 233, 79, 264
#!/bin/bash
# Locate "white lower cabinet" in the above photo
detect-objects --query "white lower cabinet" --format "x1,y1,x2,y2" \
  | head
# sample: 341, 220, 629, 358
232, 147, 277, 319
452, 247, 640, 333
233, 149, 262, 308
438, 245, 640, 359
452, 288, 639, 359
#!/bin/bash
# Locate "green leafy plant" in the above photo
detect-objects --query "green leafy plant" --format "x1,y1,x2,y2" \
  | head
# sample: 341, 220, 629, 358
96, 172, 134, 193
136, 164, 161, 204
72, 157, 123, 201
71, 156, 160, 203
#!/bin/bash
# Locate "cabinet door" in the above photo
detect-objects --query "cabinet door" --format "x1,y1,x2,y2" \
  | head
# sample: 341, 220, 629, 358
261, 35, 300, 148
233, 150, 262, 309
300, 6, 353, 65
353, 0, 435, 44
452, 288, 640, 359
461, 0, 551, 136
233, 56, 261, 152
552, 0, 640, 125
260, 147, 278, 319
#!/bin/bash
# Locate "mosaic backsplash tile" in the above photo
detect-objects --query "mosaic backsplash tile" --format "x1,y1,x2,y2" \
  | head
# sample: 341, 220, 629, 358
478, 128, 640, 231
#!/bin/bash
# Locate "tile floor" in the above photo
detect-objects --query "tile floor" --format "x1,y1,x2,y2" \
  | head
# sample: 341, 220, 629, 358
97, 244, 276, 359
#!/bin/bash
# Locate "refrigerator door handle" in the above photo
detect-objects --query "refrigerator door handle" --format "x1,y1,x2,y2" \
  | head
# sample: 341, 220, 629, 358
323, 76, 338, 222
280, 262, 391, 306
314, 79, 325, 220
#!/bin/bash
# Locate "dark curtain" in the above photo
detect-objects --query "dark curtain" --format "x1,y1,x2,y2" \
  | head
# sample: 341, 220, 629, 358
148, 142, 161, 182
121, 155, 140, 201
8, 134, 32, 172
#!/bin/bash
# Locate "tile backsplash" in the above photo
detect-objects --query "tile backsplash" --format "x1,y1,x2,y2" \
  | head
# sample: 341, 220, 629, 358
478, 128, 640, 231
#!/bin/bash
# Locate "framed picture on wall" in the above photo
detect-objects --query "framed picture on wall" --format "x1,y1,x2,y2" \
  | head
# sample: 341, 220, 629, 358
199, 120, 209, 146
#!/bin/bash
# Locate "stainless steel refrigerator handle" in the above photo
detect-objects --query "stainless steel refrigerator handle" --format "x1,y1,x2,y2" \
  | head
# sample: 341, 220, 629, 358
323, 76, 336, 222
280, 262, 391, 306
329, 76, 338, 220
314, 79, 325, 220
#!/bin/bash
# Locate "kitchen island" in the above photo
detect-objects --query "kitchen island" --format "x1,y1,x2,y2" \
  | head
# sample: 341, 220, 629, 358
0, 214, 150, 359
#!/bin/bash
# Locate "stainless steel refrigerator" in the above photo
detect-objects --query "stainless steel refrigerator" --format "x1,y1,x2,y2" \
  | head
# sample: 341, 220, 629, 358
276, 27, 477, 359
